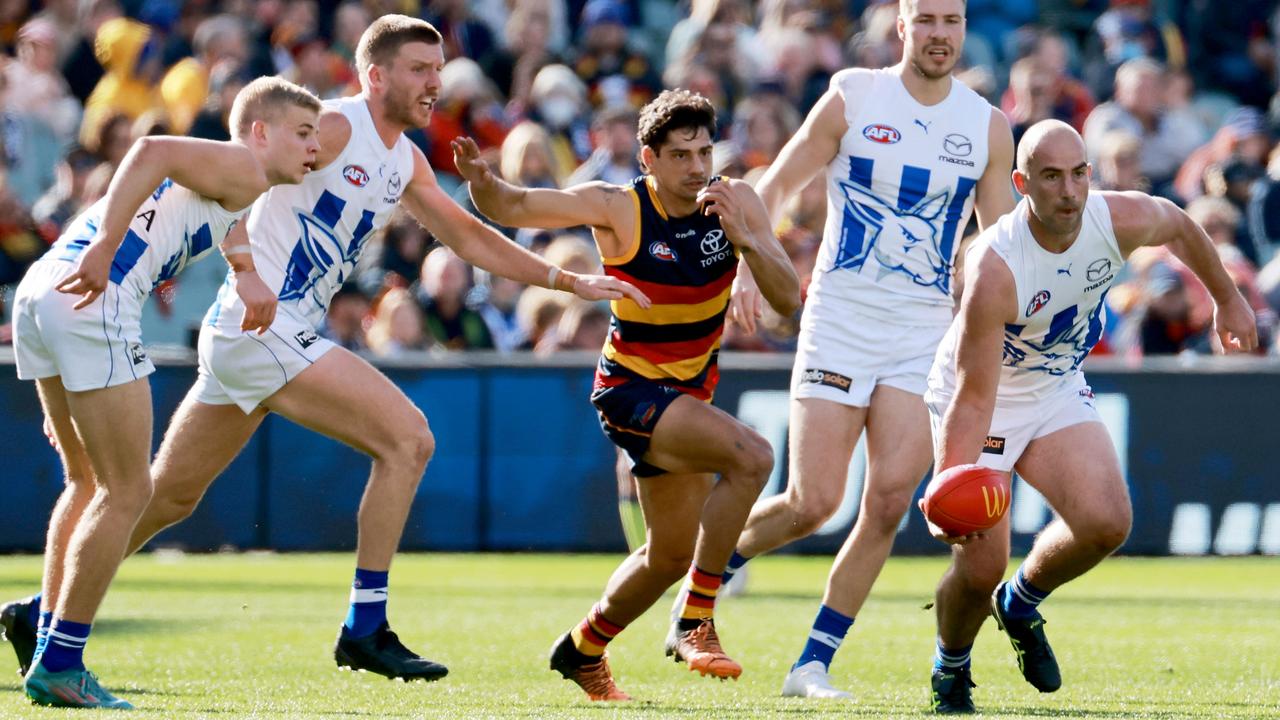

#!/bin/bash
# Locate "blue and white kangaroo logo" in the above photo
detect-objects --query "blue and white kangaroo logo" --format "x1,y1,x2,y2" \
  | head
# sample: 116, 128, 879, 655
838, 180, 951, 289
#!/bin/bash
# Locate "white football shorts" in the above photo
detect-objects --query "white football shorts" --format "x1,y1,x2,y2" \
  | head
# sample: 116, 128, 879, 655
791, 293, 949, 407
925, 372, 1103, 472
193, 307, 335, 413
12, 260, 155, 391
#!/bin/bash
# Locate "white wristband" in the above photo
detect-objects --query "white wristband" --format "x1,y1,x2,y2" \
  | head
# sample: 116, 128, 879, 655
548, 265, 560, 290
223, 244, 253, 256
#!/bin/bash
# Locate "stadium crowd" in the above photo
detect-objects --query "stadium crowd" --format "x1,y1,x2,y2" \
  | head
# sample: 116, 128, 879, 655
1, 0, 1279, 358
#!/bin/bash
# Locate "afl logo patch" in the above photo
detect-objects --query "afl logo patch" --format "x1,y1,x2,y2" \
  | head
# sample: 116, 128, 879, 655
862, 124, 901, 144
649, 241, 677, 262
343, 165, 370, 187
1025, 289, 1051, 318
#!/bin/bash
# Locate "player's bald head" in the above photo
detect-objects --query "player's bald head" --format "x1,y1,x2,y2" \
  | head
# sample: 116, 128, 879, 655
1016, 119, 1086, 174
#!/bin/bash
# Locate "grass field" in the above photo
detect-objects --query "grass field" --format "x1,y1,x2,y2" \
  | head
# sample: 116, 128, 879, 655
0, 553, 1276, 719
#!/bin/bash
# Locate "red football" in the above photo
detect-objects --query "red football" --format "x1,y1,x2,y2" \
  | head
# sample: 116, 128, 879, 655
922, 464, 1011, 536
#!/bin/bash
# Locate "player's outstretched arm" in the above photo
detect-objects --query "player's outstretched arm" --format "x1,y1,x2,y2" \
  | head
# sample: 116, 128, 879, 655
56, 137, 268, 309
218, 221, 277, 335
703, 179, 800, 317
403, 147, 650, 308
452, 136, 621, 230
1107, 191, 1258, 353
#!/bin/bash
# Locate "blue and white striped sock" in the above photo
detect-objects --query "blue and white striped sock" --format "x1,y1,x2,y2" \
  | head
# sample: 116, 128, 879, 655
792, 604, 854, 671
40, 618, 90, 673
34, 610, 53, 659
343, 568, 389, 639
720, 551, 750, 586
934, 639, 973, 671
1001, 566, 1051, 619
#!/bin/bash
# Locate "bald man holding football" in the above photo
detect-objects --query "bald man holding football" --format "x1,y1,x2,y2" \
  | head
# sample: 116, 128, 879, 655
921, 119, 1256, 714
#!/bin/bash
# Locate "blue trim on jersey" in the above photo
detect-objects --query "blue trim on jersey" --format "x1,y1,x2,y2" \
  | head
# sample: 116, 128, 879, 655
157, 223, 213, 284
109, 229, 148, 284
349, 210, 375, 258
1045, 305, 1078, 346
152, 178, 173, 201
938, 177, 978, 291
898, 165, 930, 211
313, 190, 345, 228
834, 156, 875, 269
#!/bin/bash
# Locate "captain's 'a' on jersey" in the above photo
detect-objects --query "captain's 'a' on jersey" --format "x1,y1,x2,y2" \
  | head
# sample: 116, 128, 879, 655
816, 67, 992, 326
596, 176, 738, 400
208, 96, 415, 332
48, 179, 243, 299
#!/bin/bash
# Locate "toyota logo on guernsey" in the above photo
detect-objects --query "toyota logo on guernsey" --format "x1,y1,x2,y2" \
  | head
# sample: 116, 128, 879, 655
863, 124, 901, 144
343, 165, 370, 188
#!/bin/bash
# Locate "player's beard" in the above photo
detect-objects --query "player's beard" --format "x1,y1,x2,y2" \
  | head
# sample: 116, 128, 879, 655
909, 47, 957, 80
385, 83, 428, 128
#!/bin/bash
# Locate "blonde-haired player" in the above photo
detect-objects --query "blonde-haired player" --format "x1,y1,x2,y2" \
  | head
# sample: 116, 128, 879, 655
8, 76, 321, 709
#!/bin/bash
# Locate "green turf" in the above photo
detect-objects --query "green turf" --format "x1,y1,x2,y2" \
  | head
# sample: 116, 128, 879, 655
0, 553, 1276, 718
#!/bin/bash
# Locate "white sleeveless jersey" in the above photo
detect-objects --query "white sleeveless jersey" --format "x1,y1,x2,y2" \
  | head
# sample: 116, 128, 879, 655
934, 194, 1123, 402
208, 96, 416, 330
46, 180, 243, 299
813, 68, 992, 327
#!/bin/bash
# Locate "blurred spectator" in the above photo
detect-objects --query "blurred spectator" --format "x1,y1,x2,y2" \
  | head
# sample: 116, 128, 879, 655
665, 0, 760, 81
4, 18, 82, 142
571, 0, 660, 110
1246, 146, 1280, 264
501, 121, 562, 189
416, 247, 494, 350
1093, 129, 1148, 192
1203, 158, 1267, 267
1083, 58, 1205, 192
566, 105, 640, 187
367, 286, 431, 357
188, 62, 253, 141
80, 17, 162, 150
0, 175, 47, 289
426, 0, 501, 80
1002, 34, 1095, 138
32, 146, 98, 235
1182, 0, 1277, 108
318, 284, 370, 352
160, 14, 248, 135
666, 19, 755, 117
493, 0, 564, 111
539, 297, 610, 353
426, 57, 509, 178
543, 234, 600, 274
529, 64, 593, 179
1132, 261, 1196, 355
515, 285, 569, 351
1174, 106, 1271, 202
330, 1, 369, 64
60, 0, 123, 105
1082, 0, 1184, 100
471, 270, 527, 352
730, 94, 800, 170
282, 34, 334, 99
846, 2, 902, 71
